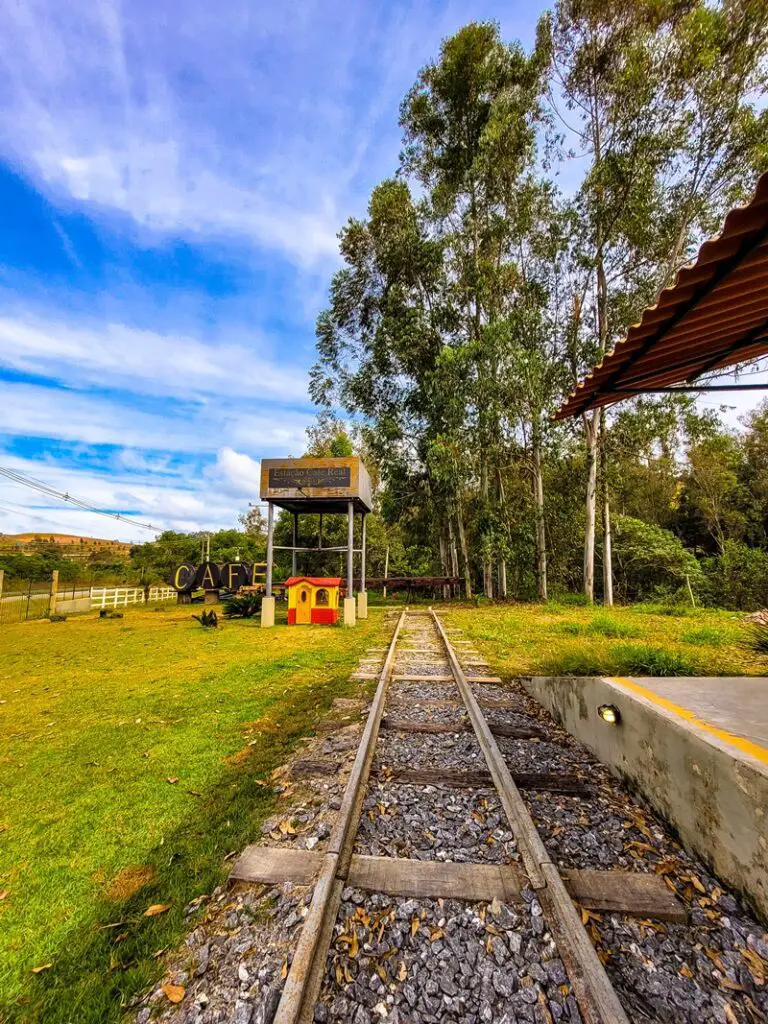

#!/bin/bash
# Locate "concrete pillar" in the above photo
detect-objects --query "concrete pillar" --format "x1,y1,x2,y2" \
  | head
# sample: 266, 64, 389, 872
346, 500, 354, 600
265, 502, 275, 597
261, 596, 275, 627
292, 513, 298, 577
357, 513, 368, 619
50, 569, 59, 616
343, 597, 356, 626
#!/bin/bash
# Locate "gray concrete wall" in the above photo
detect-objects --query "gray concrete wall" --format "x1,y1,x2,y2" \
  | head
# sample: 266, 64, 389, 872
54, 597, 91, 615
524, 675, 768, 923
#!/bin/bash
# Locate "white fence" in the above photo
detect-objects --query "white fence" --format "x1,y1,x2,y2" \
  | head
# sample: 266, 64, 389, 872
90, 586, 176, 609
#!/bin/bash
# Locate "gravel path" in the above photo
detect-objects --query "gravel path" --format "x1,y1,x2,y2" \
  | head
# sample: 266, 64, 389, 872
355, 783, 518, 863
317, 889, 580, 1024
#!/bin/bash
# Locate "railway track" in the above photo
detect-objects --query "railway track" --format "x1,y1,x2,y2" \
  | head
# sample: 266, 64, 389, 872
145, 609, 768, 1024
234, 609, 631, 1024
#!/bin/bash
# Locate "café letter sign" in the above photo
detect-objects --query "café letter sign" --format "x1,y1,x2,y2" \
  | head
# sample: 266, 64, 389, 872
171, 562, 252, 592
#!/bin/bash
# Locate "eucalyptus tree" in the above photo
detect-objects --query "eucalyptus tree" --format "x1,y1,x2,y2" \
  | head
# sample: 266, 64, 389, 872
399, 21, 549, 596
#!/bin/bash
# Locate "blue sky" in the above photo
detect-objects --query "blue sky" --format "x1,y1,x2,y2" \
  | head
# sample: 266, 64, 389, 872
0, 0, 544, 540
0, 0, 763, 542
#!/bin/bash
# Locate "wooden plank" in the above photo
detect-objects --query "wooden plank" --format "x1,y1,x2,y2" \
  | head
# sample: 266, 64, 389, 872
231, 846, 324, 885
392, 674, 455, 682
384, 767, 592, 795
467, 676, 504, 685
230, 850, 684, 921
381, 717, 544, 740
563, 870, 688, 924
347, 855, 523, 903
291, 758, 342, 777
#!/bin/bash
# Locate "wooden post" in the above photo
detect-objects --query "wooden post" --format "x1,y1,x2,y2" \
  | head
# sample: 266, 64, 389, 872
266, 502, 275, 597
361, 514, 367, 592
0, 569, 4, 604
383, 546, 389, 600
50, 569, 59, 616
292, 513, 298, 577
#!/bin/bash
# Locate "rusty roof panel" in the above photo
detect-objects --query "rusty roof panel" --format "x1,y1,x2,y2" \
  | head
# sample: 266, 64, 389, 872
556, 172, 768, 420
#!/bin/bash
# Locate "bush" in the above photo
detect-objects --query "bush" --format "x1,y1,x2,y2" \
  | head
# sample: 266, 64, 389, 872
192, 610, 218, 628
612, 516, 703, 603
223, 594, 262, 619
701, 542, 768, 611
48, 613, 67, 623
741, 623, 768, 656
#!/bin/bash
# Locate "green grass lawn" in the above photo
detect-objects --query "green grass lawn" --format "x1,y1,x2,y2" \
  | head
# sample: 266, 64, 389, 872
442, 600, 764, 677
0, 604, 389, 1023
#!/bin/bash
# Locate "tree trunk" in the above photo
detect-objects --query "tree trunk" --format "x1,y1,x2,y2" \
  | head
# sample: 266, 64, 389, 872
583, 413, 598, 603
532, 418, 548, 602
600, 408, 614, 606
456, 506, 472, 599
448, 517, 460, 598
480, 462, 493, 598
498, 560, 507, 599
439, 530, 451, 601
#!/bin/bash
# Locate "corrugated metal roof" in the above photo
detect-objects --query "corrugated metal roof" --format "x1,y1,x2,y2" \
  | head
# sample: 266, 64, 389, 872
555, 171, 768, 420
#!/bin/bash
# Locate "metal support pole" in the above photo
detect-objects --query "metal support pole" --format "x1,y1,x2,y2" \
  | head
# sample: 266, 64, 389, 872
347, 501, 354, 597
361, 513, 367, 592
266, 502, 275, 597
292, 513, 298, 577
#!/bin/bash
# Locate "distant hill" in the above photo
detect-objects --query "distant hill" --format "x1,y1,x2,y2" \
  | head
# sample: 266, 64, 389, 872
0, 533, 133, 561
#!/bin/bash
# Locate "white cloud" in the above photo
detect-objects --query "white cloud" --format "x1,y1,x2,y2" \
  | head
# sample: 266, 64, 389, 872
0, 382, 310, 454
207, 447, 262, 498
0, 314, 309, 403
0, 449, 261, 541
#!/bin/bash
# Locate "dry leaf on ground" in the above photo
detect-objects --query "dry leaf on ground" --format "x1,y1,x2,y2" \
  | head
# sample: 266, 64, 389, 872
144, 903, 172, 917
161, 984, 185, 1004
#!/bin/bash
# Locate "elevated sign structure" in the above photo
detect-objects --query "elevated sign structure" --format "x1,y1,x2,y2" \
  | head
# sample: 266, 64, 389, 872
259, 457, 373, 627
556, 171, 768, 420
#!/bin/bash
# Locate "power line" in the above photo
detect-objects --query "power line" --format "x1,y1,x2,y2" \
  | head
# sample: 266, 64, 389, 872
0, 467, 162, 534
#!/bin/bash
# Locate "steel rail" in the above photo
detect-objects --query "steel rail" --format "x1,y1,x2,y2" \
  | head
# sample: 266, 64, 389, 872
431, 609, 630, 1024
272, 609, 407, 1024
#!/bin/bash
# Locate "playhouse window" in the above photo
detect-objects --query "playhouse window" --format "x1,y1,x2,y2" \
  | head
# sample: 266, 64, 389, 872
316, 588, 329, 607
300, 589, 308, 603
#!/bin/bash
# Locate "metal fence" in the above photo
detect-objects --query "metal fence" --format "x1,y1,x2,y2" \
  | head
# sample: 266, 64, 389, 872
0, 575, 177, 625
0, 578, 52, 625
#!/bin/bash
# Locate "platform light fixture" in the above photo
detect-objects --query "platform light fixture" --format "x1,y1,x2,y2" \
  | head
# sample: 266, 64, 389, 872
598, 703, 621, 725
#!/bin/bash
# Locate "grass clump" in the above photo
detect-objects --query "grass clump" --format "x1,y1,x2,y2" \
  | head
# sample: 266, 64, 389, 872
616, 643, 698, 676
741, 622, 768, 656
586, 614, 635, 639
681, 626, 725, 647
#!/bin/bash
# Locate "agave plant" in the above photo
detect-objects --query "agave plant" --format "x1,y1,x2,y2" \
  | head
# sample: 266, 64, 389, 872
742, 622, 768, 655
192, 609, 218, 628
223, 594, 262, 619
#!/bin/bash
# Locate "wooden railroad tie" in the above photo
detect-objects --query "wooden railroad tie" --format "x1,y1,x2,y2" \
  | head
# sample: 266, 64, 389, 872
382, 766, 591, 796
381, 716, 545, 740
231, 847, 686, 923
391, 674, 503, 684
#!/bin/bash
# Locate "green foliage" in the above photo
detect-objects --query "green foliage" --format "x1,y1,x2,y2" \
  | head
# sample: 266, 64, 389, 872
586, 615, 635, 639
612, 515, 703, 602
47, 613, 67, 623
742, 623, 768, 656
616, 644, 698, 677
681, 626, 725, 647
223, 594, 262, 619
192, 610, 218, 628
701, 542, 768, 611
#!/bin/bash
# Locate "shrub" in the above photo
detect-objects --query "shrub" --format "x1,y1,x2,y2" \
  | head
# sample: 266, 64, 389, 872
701, 542, 768, 611
48, 613, 67, 623
223, 594, 262, 619
612, 515, 703, 603
741, 623, 768, 656
192, 610, 218, 628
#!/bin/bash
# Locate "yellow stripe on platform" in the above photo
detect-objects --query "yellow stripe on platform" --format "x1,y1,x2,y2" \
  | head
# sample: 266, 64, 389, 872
608, 676, 768, 768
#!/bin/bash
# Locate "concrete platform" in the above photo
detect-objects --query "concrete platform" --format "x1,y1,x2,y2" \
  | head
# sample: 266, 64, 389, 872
524, 674, 768, 923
